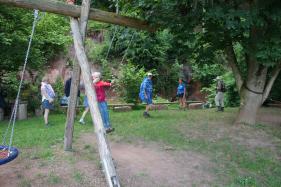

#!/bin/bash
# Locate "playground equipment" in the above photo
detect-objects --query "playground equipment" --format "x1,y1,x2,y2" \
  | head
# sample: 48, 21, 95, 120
0, 0, 153, 186
0, 9, 39, 165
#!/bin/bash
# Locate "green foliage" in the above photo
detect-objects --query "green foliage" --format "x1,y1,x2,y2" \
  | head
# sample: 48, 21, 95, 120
0, 6, 70, 101
86, 38, 108, 65
154, 60, 181, 97
107, 27, 183, 97
191, 62, 225, 87
52, 77, 64, 112
0, 72, 20, 100
115, 63, 146, 103
223, 72, 240, 107
100, 59, 113, 81
269, 73, 281, 101
124, 0, 281, 106
24, 83, 41, 112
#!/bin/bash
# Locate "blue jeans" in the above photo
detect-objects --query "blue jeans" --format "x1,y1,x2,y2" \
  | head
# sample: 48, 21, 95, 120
98, 101, 111, 129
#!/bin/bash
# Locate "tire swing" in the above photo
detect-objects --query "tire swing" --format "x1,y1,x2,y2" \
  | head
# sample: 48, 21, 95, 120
0, 10, 39, 165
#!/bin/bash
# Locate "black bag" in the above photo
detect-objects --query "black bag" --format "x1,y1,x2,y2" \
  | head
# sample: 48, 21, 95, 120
221, 81, 226, 92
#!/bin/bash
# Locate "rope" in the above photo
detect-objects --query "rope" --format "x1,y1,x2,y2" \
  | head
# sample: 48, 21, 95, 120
1, 10, 39, 155
104, 26, 118, 61
104, 0, 119, 61
120, 32, 135, 64
244, 85, 264, 95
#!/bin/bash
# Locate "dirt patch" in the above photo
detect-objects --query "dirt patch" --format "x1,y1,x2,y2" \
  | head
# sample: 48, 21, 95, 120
81, 133, 214, 187
1, 133, 214, 187
112, 143, 213, 187
0, 140, 107, 187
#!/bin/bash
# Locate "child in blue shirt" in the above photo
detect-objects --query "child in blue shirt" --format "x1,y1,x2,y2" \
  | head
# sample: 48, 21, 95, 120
177, 78, 186, 110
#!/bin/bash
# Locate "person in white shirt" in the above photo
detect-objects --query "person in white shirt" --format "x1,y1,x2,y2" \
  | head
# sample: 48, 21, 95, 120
41, 77, 55, 127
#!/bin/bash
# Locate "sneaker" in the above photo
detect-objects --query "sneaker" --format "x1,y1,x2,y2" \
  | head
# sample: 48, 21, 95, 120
79, 119, 85, 125
106, 127, 115, 134
143, 112, 150, 118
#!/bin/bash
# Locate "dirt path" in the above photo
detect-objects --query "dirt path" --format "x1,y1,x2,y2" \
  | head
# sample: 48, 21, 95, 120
1, 108, 280, 186
112, 142, 213, 187
0, 133, 213, 187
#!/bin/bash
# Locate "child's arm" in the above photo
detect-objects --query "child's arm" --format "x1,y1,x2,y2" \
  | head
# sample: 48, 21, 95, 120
100, 81, 112, 87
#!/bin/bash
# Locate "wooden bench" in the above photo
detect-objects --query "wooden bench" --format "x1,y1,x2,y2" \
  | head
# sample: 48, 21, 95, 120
60, 101, 205, 111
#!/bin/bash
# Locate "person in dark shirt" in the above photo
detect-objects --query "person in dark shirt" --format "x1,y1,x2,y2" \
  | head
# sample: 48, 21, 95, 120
64, 77, 80, 105
64, 78, 72, 97
0, 91, 5, 109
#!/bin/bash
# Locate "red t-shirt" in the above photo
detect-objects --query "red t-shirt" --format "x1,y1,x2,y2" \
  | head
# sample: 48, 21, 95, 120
93, 81, 111, 102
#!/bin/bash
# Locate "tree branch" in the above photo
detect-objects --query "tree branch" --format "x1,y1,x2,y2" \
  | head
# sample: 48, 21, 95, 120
224, 43, 244, 92
0, 0, 155, 32
262, 63, 281, 103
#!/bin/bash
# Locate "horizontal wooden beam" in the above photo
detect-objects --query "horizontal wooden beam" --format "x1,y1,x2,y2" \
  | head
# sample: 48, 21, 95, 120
0, 0, 155, 32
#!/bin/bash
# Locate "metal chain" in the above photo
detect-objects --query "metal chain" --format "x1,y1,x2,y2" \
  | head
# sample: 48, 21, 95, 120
2, 10, 39, 154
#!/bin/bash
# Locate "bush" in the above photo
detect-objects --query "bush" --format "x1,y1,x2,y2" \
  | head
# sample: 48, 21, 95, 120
115, 63, 146, 104
52, 77, 65, 113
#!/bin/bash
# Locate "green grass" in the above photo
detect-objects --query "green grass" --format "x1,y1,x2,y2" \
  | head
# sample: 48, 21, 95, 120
73, 170, 85, 184
1, 114, 93, 148
110, 108, 281, 186
47, 171, 61, 184
1, 107, 281, 186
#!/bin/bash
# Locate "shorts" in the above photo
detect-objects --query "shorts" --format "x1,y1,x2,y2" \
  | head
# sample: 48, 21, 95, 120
42, 100, 54, 110
83, 96, 89, 108
177, 93, 184, 98
141, 97, 152, 105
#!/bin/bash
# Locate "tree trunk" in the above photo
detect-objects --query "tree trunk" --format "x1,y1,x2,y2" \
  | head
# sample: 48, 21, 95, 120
235, 56, 267, 124
235, 87, 263, 124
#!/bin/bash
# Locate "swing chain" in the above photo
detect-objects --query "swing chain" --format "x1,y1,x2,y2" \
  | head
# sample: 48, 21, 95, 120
1, 9, 39, 155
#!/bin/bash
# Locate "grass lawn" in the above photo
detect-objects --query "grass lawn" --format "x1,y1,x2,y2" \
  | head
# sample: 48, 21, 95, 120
0, 107, 281, 186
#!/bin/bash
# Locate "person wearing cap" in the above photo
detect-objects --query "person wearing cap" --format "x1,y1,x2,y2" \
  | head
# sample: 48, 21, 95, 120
215, 76, 225, 112
139, 72, 153, 117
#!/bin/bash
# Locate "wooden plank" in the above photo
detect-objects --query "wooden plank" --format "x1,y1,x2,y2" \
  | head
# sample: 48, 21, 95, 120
64, 0, 90, 151
70, 17, 120, 187
0, 0, 155, 32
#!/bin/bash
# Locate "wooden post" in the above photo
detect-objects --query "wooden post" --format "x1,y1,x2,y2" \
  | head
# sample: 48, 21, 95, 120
64, 0, 90, 151
0, 0, 155, 32
70, 17, 120, 187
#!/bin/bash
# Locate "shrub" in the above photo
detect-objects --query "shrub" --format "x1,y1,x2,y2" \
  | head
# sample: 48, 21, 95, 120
115, 63, 146, 104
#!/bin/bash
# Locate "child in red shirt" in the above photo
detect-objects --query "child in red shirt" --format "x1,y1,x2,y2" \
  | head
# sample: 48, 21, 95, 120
92, 72, 114, 133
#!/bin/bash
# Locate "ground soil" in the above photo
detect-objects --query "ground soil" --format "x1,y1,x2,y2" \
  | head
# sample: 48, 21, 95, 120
0, 108, 280, 187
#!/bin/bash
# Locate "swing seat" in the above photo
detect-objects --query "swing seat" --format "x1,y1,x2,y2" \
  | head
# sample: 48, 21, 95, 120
0, 145, 19, 165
